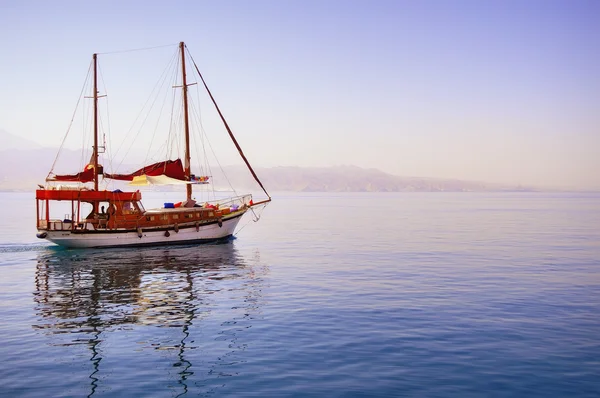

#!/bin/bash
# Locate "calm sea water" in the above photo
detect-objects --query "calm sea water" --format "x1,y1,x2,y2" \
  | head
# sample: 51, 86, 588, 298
0, 191, 599, 397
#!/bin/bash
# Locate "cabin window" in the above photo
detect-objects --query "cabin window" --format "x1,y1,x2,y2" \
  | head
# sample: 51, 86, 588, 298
172, 214, 179, 220
146, 216, 155, 221
184, 213, 192, 219
161, 215, 168, 220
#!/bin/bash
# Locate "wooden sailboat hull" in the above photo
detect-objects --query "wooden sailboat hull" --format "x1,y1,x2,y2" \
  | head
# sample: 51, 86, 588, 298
39, 212, 245, 249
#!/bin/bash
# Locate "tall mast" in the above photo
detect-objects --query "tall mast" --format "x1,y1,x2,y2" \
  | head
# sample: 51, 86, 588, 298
180, 42, 192, 201
93, 53, 99, 193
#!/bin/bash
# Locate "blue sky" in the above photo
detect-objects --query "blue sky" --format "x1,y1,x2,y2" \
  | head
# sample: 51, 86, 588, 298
1, 0, 599, 188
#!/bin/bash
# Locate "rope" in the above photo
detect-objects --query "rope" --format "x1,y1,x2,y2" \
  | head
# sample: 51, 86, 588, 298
186, 84, 239, 201
47, 61, 93, 180
112, 46, 179, 172
98, 63, 114, 190
167, 57, 182, 161
143, 63, 175, 166
195, 81, 210, 180
191, 98, 217, 202
190, 99, 238, 198
97, 43, 178, 55
186, 45, 271, 203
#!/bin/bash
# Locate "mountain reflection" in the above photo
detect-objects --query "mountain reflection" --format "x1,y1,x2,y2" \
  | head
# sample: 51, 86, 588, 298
33, 243, 267, 397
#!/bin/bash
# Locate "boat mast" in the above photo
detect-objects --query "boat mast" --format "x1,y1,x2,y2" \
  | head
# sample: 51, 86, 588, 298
180, 42, 192, 201
92, 53, 99, 193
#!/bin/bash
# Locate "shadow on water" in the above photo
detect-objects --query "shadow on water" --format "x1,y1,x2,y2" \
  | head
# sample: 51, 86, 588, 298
32, 242, 268, 397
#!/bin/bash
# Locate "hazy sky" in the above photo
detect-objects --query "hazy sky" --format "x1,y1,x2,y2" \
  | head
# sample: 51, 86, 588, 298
1, 0, 599, 189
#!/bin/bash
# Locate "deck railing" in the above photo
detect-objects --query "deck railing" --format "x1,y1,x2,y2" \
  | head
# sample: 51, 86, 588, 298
214, 194, 253, 209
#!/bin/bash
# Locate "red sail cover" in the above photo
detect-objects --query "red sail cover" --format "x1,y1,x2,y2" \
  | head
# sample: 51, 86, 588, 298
51, 164, 95, 182
105, 159, 185, 181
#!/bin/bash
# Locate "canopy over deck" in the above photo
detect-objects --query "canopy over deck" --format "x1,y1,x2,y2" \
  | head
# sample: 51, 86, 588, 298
36, 189, 142, 202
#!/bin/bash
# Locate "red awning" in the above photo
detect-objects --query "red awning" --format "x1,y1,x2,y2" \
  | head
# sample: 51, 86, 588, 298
36, 189, 142, 201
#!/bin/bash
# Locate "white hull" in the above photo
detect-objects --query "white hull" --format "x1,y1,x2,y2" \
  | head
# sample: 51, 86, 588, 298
40, 213, 244, 249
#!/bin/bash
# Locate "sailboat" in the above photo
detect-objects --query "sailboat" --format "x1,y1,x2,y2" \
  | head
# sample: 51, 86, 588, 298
35, 42, 271, 248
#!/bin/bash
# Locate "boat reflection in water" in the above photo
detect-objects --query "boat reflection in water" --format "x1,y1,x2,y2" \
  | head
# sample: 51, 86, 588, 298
33, 242, 268, 397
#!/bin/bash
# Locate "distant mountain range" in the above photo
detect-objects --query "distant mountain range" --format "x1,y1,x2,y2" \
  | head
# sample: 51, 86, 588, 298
212, 165, 504, 192
0, 150, 526, 192
0, 129, 530, 192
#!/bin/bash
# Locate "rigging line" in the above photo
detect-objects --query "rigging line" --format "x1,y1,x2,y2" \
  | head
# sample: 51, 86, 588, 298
169, 101, 179, 160
81, 74, 94, 172
181, 52, 207, 181
188, 92, 237, 199
167, 53, 183, 164
187, 95, 202, 176
189, 100, 215, 201
143, 57, 178, 167
113, 47, 180, 170
186, 95, 203, 172
145, 90, 171, 163
95, 62, 110, 190
158, 52, 181, 163
194, 79, 210, 178
188, 92, 238, 198
98, 61, 114, 179
119, 52, 179, 167
175, 106, 184, 160
188, 84, 212, 194
190, 79, 213, 184
79, 80, 87, 170
203, 122, 237, 198
96, 42, 178, 55
144, 48, 179, 168
187, 46, 271, 202
47, 61, 93, 179
165, 74, 179, 161
148, 56, 179, 163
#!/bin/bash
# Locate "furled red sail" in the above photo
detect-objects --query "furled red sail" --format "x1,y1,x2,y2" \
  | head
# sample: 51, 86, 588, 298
49, 164, 95, 182
105, 159, 185, 181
